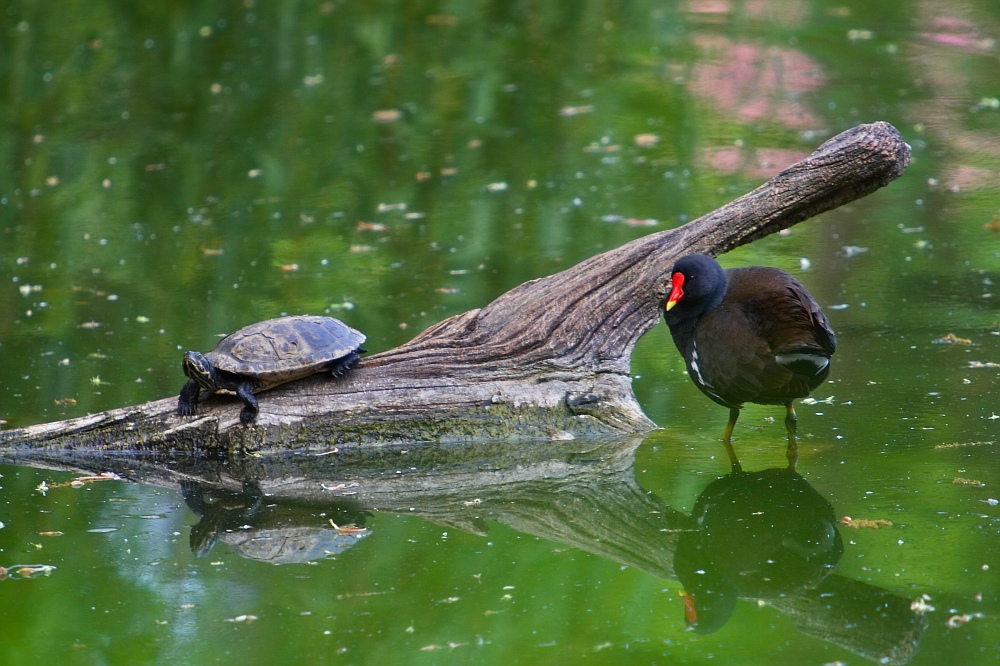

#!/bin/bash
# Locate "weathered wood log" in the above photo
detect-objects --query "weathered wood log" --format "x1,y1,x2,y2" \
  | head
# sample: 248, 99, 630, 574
0, 122, 910, 454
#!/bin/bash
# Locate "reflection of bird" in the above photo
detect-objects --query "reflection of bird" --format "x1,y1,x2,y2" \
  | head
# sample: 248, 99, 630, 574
674, 466, 843, 634
663, 254, 836, 468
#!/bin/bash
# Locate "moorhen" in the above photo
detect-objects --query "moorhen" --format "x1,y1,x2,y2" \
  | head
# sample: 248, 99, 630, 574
663, 254, 836, 468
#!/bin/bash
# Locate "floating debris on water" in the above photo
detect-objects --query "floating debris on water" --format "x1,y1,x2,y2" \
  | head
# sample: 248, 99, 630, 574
946, 612, 984, 629
328, 519, 368, 536
225, 614, 259, 623
841, 516, 893, 530
933, 333, 972, 345
600, 214, 658, 227
0, 564, 57, 580
18, 284, 42, 296
934, 440, 995, 449
634, 133, 659, 147
800, 395, 835, 405
372, 109, 402, 123
559, 105, 594, 117
36, 472, 121, 492
953, 477, 985, 487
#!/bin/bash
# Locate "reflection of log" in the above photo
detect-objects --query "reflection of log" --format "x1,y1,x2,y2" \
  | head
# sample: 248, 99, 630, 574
8, 437, 926, 664
768, 576, 927, 666
8, 436, 688, 577
0, 122, 910, 453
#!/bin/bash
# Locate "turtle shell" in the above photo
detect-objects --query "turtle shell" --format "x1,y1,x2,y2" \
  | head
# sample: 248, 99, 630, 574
205, 315, 365, 389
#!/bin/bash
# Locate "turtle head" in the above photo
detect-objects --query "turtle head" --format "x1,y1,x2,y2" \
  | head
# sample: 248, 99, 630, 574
183, 351, 218, 389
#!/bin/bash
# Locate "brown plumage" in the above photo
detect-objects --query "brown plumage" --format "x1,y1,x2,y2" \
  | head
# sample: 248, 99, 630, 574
663, 254, 836, 468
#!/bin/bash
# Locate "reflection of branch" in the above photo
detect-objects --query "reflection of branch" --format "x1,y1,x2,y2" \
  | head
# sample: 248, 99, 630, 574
5, 436, 925, 663
0, 122, 910, 453
768, 576, 927, 666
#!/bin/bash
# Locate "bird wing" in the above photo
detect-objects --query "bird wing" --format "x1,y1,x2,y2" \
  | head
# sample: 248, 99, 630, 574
692, 307, 783, 407
780, 284, 837, 357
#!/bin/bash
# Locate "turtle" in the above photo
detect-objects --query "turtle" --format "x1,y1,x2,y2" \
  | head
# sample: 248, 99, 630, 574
177, 315, 366, 425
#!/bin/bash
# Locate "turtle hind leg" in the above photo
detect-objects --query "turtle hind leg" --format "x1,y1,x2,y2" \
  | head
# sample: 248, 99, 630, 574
329, 350, 362, 378
236, 382, 259, 425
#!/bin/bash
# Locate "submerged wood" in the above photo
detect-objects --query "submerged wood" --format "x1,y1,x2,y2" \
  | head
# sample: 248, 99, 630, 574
0, 122, 910, 454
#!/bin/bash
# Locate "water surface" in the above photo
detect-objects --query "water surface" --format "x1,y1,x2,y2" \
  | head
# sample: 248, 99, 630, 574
2, 2, 998, 664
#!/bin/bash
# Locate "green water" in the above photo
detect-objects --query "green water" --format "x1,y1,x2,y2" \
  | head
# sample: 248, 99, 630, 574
1, 1, 998, 664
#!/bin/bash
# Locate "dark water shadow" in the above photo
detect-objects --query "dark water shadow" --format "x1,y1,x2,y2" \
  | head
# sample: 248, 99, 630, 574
2, 436, 925, 664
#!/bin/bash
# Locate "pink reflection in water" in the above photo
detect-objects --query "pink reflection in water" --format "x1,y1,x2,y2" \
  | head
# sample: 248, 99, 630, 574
701, 146, 809, 179
688, 36, 825, 129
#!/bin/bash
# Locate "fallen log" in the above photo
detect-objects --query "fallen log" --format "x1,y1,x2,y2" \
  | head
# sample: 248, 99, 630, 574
0, 122, 910, 454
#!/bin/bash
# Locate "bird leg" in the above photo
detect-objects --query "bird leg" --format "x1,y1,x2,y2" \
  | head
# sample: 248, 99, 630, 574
721, 407, 743, 473
784, 402, 798, 470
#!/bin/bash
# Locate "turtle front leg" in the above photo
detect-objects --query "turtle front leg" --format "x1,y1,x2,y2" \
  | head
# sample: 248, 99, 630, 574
178, 380, 202, 416
236, 382, 260, 425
